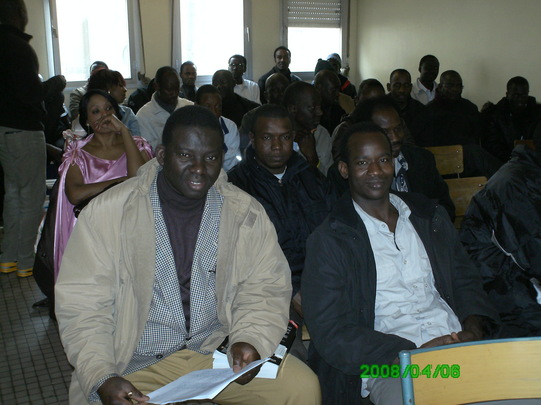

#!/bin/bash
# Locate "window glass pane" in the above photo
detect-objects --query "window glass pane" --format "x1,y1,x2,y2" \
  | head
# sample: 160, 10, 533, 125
287, 27, 341, 72
55, 0, 131, 81
180, 0, 243, 76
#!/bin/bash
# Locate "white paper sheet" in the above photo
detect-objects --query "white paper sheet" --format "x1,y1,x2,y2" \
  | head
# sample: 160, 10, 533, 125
147, 358, 270, 404
212, 350, 279, 379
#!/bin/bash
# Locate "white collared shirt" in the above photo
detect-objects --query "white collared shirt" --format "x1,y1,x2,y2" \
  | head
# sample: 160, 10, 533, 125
233, 79, 261, 104
353, 195, 462, 346
411, 78, 437, 105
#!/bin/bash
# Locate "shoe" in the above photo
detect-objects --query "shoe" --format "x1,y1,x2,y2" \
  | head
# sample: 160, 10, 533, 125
0, 261, 17, 274
32, 298, 50, 308
16, 268, 33, 278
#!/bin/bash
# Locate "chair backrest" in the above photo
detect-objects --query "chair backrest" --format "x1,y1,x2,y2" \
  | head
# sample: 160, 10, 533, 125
400, 337, 541, 405
444, 176, 487, 228
514, 139, 536, 150
424, 145, 463, 176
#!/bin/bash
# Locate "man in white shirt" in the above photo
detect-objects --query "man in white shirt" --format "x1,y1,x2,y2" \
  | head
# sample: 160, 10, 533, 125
410, 55, 439, 105
302, 122, 499, 404
137, 66, 193, 152
229, 54, 260, 105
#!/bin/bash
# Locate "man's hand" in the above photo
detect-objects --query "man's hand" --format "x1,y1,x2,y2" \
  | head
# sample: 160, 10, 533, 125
97, 376, 149, 405
458, 315, 485, 342
230, 342, 261, 385
294, 129, 319, 169
419, 332, 460, 349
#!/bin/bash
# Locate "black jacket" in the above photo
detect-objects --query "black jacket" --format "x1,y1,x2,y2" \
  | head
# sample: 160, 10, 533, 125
327, 144, 456, 220
228, 147, 336, 294
460, 145, 541, 337
481, 96, 541, 162
0, 25, 64, 130
302, 192, 498, 404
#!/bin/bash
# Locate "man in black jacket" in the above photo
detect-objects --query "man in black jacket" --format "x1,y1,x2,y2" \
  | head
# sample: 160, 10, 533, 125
228, 104, 336, 358
302, 122, 498, 404
258, 46, 301, 104
461, 137, 541, 338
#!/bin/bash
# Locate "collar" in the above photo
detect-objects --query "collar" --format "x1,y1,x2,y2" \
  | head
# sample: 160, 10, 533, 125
0, 24, 32, 41
394, 151, 409, 175
352, 194, 411, 236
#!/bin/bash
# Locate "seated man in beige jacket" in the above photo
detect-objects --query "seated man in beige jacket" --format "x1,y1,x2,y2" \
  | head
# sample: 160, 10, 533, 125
55, 106, 320, 405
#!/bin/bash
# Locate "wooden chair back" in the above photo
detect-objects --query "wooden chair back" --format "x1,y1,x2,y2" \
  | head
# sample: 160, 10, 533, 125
514, 139, 536, 150
424, 145, 463, 176
400, 337, 541, 405
444, 176, 487, 228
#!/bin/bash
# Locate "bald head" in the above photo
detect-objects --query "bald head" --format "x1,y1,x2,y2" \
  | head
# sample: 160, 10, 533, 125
212, 70, 235, 99
0, 0, 28, 31
438, 70, 463, 101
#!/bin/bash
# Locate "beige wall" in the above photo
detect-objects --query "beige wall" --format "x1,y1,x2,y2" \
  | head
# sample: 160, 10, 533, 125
355, 0, 541, 108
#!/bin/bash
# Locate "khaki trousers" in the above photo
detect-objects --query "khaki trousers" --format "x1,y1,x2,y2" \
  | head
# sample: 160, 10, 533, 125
126, 350, 321, 405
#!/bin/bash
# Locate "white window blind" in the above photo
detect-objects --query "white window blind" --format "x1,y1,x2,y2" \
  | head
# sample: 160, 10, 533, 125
286, 0, 342, 28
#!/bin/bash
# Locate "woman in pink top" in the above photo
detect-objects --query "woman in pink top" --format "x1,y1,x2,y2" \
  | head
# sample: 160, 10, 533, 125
54, 89, 152, 279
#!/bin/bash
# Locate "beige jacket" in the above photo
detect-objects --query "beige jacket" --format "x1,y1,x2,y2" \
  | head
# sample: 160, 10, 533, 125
55, 159, 291, 404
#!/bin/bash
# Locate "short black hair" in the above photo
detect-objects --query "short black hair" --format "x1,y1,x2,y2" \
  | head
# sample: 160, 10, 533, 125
87, 69, 125, 91
180, 61, 196, 74
155, 66, 178, 86
283, 81, 314, 108
348, 96, 400, 126
419, 54, 439, 68
195, 84, 220, 105
89, 61, 108, 74
340, 122, 392, 164
79, 89, 121, 133
161, 105, 223, 147
439, 70, 461, 83
389, 69, 411, 82
358, 78, 385, 95
274, 46, 291, 58
229, 54, 247, 66
507, 76, 529, 91
250, 104, 291, 133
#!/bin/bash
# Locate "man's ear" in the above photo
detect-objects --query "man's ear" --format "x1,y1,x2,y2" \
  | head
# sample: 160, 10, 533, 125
386, 83, 391, 92
338, 160, 349, 180
155, 145, 166, 166
248, 131, 255, 144
287, 103, 296, 115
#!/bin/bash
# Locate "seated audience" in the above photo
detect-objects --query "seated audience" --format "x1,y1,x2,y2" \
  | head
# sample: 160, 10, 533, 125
195, 85, 241, 171
179, 61, 197, 102
137, 66, 193, 151
69, 60, 108, 119
85, 68, 140, 136
326, 53, 357, 100
228, 105, 336, 359
229, 54, 260, 104
212, 69, 259, 127
239, 72, 290, 154
425, 70, 481, 146
481, 76, 541, 162
127, 73, 155, 114
410, 54, 439, 105
314, 58, 354, 115
386, 68, 430, 145
258, 46, 301, 104
284, 81, 333, 175
302, 122, 498, 404
314, 69, 346, 135
460, 136, 541, 338
328, 97, 455, 219
55, 89, 152, 280
55, 105, 320, 405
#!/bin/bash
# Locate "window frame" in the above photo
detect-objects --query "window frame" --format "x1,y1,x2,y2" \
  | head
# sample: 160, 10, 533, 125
46, 0, 142, 90
281, 0, 349, 81
172, 0, 253, 86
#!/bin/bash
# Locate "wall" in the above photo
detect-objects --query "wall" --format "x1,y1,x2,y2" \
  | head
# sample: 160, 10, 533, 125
355, 0, 541, 108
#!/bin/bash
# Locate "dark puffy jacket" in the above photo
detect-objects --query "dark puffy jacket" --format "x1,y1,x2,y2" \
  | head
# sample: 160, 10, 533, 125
228, 147, 336, 294
460, 145, 541, 337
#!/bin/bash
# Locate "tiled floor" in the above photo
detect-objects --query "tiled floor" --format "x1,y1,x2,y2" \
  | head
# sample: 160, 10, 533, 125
0, 272, 72, 404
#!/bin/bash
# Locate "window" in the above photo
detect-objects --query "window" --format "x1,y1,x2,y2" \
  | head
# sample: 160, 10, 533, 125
47, 0, 142, 86
173, 0, 250, 80
282, 0, 348, 74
